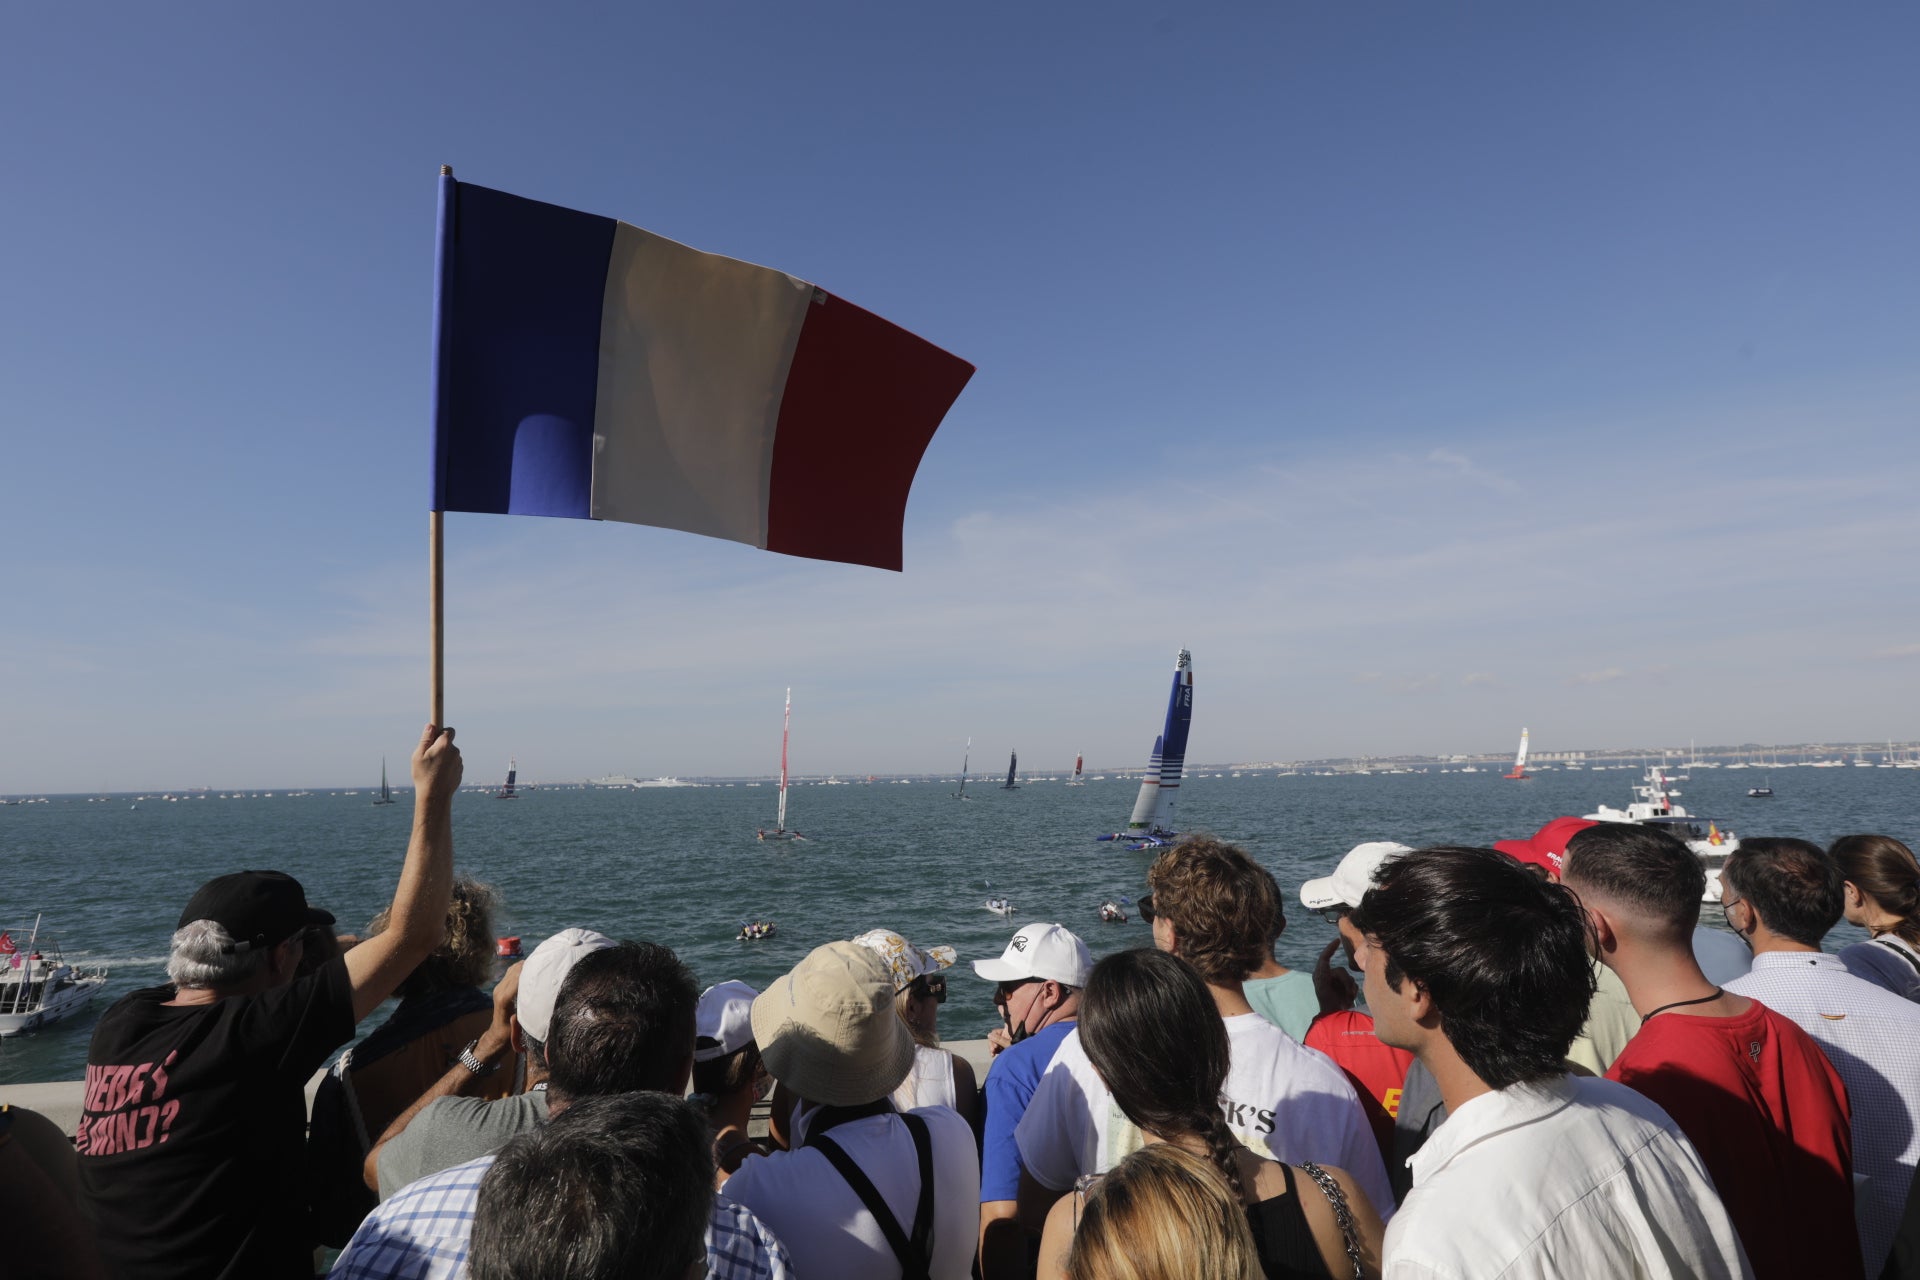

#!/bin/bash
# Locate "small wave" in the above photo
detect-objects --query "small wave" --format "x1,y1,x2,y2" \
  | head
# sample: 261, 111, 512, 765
69, 953, 169, 968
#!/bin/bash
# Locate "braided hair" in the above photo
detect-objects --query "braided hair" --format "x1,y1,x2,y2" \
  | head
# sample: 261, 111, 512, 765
1079, 948, 1246, 1202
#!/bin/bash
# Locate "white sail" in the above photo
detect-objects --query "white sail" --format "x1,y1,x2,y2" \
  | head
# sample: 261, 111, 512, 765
777, 689, 791, 829
1513, 728, 1529, 772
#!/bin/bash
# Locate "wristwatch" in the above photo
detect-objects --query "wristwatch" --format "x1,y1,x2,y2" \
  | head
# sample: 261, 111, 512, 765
458, 1039, 501, 1078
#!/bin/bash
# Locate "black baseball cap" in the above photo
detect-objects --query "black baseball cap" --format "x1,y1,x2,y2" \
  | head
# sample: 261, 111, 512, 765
177, 871, 334, 954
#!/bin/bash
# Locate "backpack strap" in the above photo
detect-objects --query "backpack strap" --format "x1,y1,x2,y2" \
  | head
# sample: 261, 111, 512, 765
809, 1113, 936, 1280
1874, 937, 1920, 977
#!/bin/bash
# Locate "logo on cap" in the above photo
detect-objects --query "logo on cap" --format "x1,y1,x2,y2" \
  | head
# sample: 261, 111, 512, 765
1011, 934, 1029, 951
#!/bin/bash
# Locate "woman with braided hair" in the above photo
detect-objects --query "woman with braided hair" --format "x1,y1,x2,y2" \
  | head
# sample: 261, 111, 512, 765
1037, 949, 1384, 1279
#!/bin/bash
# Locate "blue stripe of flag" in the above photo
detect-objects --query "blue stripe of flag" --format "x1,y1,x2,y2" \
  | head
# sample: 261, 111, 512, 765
431, 181, 617, 518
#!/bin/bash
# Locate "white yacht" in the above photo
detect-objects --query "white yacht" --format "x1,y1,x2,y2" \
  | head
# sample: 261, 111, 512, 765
1585, 767, 1738, 903
0, 925, 107, 1037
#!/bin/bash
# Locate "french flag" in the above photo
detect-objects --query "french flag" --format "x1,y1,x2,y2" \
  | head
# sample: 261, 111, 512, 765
430, 177, 974, 571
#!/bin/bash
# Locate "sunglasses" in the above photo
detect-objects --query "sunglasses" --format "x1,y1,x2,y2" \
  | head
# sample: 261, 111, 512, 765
1316, 906, 1351, 926
994, 977, 1041, 1004
909, 975, 947, 1004
1138, 894, 1156, 924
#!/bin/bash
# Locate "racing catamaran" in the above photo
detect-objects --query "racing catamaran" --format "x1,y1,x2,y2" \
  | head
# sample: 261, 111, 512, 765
495, 759, 518, 799
372, 758, 395, 806
1504, 728, 1530, 780
758, 689, 804, 841
1067, 753, 1084, 785
1002, 750, 1020, 790
1098, 649, 1193, 848
954, 738, 973, 800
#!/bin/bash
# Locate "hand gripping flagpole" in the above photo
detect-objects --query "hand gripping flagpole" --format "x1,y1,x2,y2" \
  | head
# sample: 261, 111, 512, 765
429, 164, 454, 727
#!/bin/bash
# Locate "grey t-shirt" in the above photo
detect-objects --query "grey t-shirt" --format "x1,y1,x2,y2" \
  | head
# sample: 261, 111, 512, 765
375, 1088, 549, 1200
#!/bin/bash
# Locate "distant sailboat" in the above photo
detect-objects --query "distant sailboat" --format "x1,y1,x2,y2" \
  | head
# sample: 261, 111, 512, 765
1002, 750, 1020, 790
371, 758, 395, 806
758, 689, 804, 841
495, 759, 518, 799
1098, 649, 1193, 848
954, 738, 973, 800
1504, 728, 1531, 781
1068, 753, 1085, 785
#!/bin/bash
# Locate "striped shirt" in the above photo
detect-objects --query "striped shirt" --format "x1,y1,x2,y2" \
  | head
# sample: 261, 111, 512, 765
1727, 950, 1920, 1277
329, 1154, 796, 1280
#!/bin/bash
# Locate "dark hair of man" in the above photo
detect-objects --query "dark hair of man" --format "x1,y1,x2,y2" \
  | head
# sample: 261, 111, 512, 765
1352, 846, 1595, 1090
1078, 947, 1246, 1201
1831, 834, 1920, 949
469, 1091, 713, 1280
1722, 838, 1844, 948
1145, 837, 1276, 985
1253, 862, 1287, 948
692, 1040, 762, 1099
1560, 822, 1704, 942
544, 942, 698, 1106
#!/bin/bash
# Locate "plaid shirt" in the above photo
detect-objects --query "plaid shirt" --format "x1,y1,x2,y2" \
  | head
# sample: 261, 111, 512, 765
330, 1154, 796, 1280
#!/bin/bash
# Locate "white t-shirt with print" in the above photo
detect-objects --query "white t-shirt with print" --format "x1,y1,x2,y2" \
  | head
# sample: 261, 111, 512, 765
1013, 1013, 1396, 1215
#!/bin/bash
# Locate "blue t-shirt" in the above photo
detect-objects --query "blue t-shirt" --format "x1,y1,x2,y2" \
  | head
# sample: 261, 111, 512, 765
979, 1019, 1076, 1201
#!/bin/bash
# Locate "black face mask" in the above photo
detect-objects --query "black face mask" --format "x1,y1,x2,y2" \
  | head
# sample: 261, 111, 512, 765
1003, 1009, 1032, 1045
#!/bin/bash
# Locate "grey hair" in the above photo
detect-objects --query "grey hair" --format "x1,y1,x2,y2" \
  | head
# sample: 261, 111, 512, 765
167, 920, 269, 990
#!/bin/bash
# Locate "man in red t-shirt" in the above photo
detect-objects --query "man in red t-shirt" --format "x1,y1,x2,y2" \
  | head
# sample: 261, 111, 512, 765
1563, 822, 1861, 1280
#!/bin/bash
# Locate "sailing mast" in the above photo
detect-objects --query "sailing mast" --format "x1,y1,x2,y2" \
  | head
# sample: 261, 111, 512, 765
954, 738, 972, 800
1099, 649, 1193, 846
373, 757, 395, 805
496, 758, 518, 799
777, 688, 790, 831
1504, 728, 1530, 780
759, 689, 803, 840
1002, 750, 1020, 790
6, 914, 41, 1016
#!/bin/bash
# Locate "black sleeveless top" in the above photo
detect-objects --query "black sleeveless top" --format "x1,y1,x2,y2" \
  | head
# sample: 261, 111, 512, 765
1244, 1163, 1334, 1279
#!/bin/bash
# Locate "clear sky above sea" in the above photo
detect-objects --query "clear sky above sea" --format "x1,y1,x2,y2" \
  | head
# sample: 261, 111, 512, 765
4, 4, 1918, 792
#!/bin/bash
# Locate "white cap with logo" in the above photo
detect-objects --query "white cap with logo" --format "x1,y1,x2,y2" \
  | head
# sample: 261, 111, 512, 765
971, 922, 1093, 987
1298, 842, 1413, 911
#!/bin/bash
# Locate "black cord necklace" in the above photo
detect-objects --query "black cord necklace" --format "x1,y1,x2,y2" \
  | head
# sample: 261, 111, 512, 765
1641, 988, 1722, 1025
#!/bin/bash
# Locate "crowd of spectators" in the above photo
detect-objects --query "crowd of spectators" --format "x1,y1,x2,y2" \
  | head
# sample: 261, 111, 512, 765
10, 724, 1920, 1278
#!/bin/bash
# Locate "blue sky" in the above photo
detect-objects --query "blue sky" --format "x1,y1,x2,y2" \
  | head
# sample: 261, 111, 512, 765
4, 4, 1918, 791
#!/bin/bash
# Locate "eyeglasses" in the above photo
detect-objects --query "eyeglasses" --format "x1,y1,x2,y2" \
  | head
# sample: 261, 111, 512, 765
1138, 894, 1156, 923
1720, 898, 1745, 930
909, 975, 947, 1004
1316, 906, 1350, 926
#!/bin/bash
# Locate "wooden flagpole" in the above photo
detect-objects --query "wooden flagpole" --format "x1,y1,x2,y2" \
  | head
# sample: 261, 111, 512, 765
431, 164, 452, 727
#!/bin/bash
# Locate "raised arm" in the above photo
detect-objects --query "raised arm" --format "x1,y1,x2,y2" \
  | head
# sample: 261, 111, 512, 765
344, 724, 462, 1023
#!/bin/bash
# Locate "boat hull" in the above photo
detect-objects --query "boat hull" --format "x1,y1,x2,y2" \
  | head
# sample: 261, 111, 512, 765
0, 976, 105, 1037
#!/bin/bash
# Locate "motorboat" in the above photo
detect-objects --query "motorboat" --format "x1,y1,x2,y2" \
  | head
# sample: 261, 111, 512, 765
1585, 768, 1738, 903
0, 924, 108, 1037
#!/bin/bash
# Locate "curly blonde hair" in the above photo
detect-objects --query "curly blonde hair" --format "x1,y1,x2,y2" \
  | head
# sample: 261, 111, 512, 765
370, 876, 501, 997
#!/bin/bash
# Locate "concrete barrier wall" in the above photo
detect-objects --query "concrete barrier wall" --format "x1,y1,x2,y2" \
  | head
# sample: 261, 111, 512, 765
0, 1039, 1000, 1139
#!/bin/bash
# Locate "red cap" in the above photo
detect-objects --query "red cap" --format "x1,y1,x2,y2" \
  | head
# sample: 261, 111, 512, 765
1495, 816, 1597, 876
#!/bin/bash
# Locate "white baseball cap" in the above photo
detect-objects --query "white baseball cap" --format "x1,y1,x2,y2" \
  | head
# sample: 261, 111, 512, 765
1298, 842, 1414, 911
695, 980, 759, 1062
971, 923, 1093, 987
516, 927, 618, 1042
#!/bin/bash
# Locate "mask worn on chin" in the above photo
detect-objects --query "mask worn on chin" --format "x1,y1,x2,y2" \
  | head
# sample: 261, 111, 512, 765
1005, 1015, 1032, 1045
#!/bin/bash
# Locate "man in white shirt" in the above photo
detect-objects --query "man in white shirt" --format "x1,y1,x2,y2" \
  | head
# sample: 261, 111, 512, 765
1014, 836, 1394, 1229
1353, 844, 1750, 1279
1721, 837, 1920, 1276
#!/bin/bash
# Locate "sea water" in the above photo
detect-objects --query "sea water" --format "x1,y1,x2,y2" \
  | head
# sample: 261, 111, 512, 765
1, 767, 1903, 1084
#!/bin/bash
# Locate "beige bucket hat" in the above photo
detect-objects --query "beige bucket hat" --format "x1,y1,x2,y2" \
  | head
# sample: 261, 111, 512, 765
751, 940, 916, 1106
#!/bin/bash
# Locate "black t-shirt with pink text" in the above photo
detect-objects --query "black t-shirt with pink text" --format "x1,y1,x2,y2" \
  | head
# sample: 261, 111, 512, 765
76, 956, 355, 1280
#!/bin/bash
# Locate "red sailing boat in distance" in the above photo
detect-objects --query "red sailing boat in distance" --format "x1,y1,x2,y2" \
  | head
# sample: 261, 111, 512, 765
1505, 728, 1531, 780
